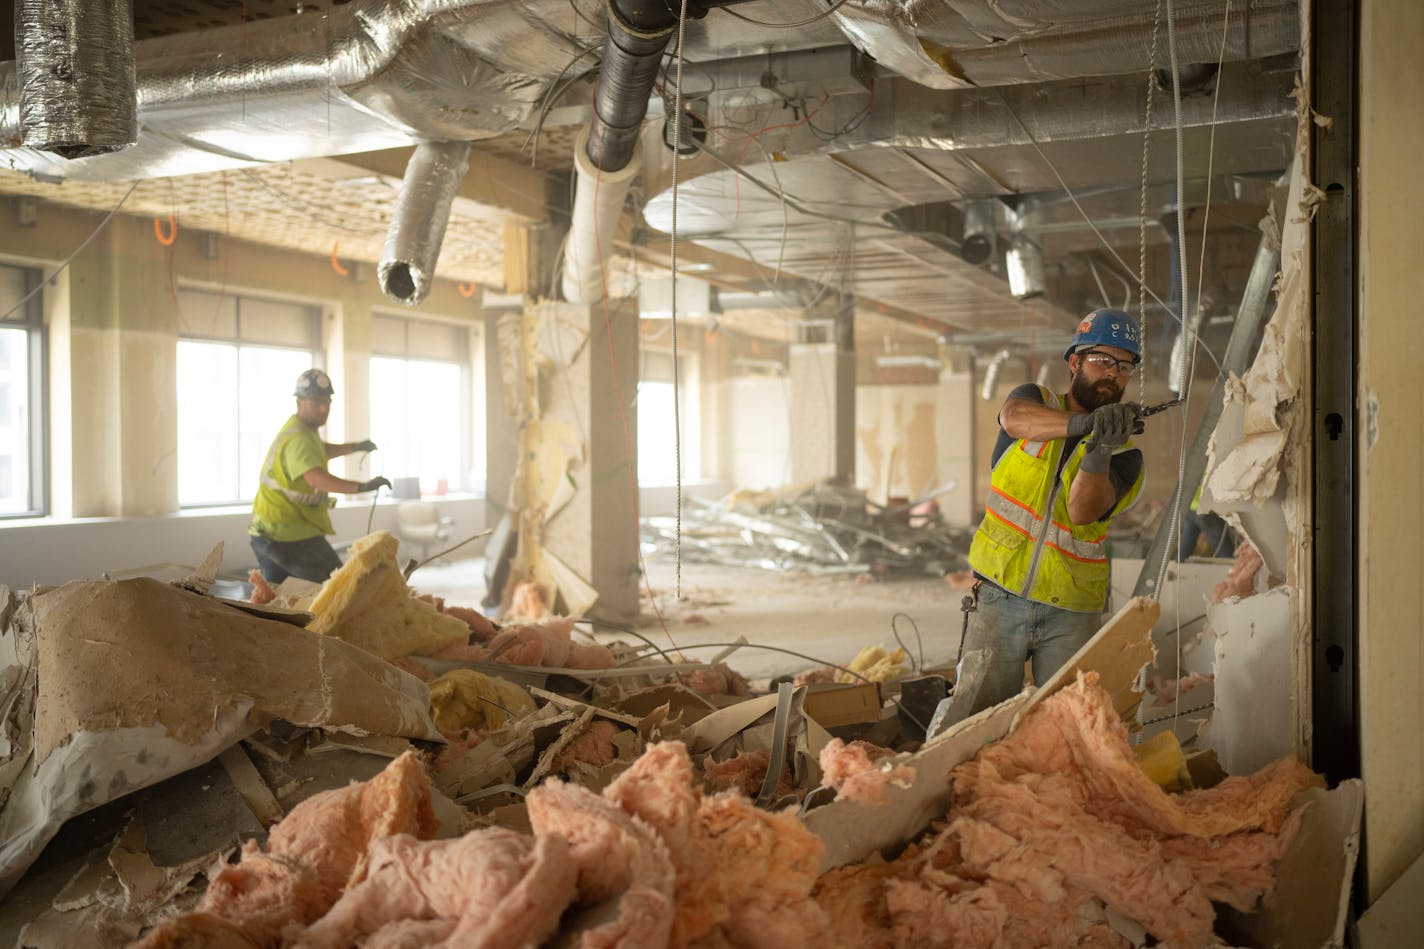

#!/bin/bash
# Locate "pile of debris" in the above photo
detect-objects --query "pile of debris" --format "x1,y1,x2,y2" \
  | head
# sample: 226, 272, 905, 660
642, 482, 974, 576
0, 533, 1355, 947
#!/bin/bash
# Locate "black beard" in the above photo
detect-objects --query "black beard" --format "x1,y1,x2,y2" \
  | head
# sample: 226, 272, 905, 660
1070, 372, 1123, 412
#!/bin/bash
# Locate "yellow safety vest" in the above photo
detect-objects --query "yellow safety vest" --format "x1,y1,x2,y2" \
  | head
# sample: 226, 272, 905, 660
968, 386, 1145, 612
250, 415, 335, 542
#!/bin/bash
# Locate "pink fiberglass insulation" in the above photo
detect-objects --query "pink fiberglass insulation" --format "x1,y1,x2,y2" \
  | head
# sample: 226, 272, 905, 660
678, 661, 751, 697
819, 739, 917, 806
389, 656, 435, 682
1213, 540, 1264, 603
292, 830, 576, 949
813, 672, 1323, 949
433, 618, 615, 670
525, 778, 677, 947
415, 594, 502, 642
552, 720, 623, 773
135, 751, 438, 948
1144, 671, 1213, 703
699, 749, 797, 800
248, 570, 277, 605
604, 743, 829, 947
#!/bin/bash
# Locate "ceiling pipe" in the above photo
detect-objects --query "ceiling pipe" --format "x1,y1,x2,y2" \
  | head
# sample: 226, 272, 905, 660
15, 0, 136, 158
562, 0, 749, 304
379, 141, 472, 306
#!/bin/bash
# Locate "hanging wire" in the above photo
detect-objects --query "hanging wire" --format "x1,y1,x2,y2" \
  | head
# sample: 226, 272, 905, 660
722, 0, 854, 28
1, 182, 141, 322
670, 0, 691, 601
1137, 0, 1164, 407
890, 612, 925, 674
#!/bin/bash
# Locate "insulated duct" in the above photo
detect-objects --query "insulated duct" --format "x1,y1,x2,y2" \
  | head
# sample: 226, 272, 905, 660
981, 348, 1012, 401
379, 141, 472, 306
564, 0, 746, 304
0, 0, 571, 182
563, 127, 643, 304
15, 0, 136, 158
831, 0, 1298, 90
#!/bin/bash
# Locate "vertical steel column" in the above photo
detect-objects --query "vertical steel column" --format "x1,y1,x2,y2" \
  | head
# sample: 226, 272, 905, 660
1310, 0, 1359, 786
1132, 231, 1281, 598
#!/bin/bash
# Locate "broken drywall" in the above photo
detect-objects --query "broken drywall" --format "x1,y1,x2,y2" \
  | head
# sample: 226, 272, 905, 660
1207, 587, 1296, 775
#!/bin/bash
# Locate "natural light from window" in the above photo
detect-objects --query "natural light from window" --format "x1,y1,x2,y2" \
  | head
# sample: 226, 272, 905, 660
369, 356, 463, 495
637, 379, 700, 486
0, 328, 29, 514
177, 341, 316, 505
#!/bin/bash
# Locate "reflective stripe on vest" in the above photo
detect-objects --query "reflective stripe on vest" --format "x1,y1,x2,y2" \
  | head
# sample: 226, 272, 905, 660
259, 419, 326, 507
968, 386, 1144, 611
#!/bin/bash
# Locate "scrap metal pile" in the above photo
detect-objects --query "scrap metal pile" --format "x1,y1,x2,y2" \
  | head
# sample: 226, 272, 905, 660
642, 482, 974, 576
0, 531, 1349, 947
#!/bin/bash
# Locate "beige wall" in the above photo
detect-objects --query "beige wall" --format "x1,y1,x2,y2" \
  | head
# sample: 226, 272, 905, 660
1358, 0, 1424, 904
0, 202, 483, 520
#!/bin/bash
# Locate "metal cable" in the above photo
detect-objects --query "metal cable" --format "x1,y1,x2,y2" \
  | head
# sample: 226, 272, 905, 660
722, 0, 853, 28
670, 0, 690, 601
1138, 0, 1164, 407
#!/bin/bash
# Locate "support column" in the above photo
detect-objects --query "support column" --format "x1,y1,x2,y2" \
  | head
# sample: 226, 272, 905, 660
789, 296, 855, 484
502, 299, 640, 623
934, 349, 977, 527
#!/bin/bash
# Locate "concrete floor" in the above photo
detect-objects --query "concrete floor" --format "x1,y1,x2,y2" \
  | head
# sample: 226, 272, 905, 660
408, 556, 964, 685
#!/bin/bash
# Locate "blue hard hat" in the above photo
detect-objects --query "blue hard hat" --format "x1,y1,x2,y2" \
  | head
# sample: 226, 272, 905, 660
1063, 308, 1142, 362
294, 368, 334, 398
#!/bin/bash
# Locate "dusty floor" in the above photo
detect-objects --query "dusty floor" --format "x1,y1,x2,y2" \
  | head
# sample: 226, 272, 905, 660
408, 556, 964, 685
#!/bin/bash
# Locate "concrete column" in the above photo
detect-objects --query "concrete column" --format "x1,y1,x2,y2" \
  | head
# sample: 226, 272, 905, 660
63, 215, 178, 518
935, 351, 977, 527
509, 299, 640, 622
789, 298, 855, 484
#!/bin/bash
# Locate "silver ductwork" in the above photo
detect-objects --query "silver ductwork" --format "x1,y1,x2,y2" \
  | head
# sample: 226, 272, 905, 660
15, 0, 136, 158
379, 141, 473, 306
0, 0, 582, 182
832, 0, 1298, 90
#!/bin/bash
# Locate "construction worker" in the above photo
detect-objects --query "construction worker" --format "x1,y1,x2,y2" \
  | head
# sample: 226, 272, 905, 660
947, 309, 1147, 725
249, 369, 390, 584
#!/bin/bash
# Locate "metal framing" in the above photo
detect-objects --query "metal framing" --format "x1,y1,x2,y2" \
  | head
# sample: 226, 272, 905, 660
1310, 0, 1359, 786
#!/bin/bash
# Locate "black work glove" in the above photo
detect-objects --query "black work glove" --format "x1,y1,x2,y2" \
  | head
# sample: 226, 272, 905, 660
352, 439, 378, 453
1084, 402, 1144, 452
358, 476, 392, 493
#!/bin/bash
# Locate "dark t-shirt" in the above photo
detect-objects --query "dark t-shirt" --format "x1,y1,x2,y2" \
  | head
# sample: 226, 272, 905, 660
990, 382, 1142, 522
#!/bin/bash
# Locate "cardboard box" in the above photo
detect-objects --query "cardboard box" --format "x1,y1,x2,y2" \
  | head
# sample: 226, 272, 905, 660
802, 682, 883, 729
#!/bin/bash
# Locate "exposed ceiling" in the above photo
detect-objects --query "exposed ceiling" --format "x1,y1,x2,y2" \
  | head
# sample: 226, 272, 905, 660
0, 0, 1299, 349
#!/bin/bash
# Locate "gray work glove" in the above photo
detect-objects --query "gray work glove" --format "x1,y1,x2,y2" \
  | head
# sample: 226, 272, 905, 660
352, 439, 378, 453
357, 476, 392, 493
1079, 402, 1143, 473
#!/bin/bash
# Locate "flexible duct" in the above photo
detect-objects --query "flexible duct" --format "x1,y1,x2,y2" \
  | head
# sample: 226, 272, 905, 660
981, 348, 1013, 401
563, 126, 643, 304
379, 141, 472, 306
15, 0, 136, 158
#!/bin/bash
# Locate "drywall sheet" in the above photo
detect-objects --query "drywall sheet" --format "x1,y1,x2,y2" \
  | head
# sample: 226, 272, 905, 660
0, 577, 439, 896
1207, 587, 1294, 776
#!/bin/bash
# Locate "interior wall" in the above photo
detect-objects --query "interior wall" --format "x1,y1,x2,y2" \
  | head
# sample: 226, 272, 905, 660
855, 383, 939, 505
0, 201, 484, 522
1357, 0, 1424, 903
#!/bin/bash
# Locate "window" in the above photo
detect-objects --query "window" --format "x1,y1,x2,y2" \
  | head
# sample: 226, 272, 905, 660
176, 290, 322, 506
369, 314, 474, 495
0, 264, 44, 517
638, 349, 700, 486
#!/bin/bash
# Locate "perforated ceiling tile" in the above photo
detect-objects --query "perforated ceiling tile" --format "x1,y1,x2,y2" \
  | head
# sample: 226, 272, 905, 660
0, 162, 508, 288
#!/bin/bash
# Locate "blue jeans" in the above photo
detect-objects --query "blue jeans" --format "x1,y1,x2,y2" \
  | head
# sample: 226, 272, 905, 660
250, 534, 342, 584
1178, 509, 1236, 559
953, 582, 1103, 718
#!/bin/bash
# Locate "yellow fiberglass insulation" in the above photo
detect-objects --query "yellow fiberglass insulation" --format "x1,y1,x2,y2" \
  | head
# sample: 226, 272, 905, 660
428, 668, 538, 732
308, 531, 470, 660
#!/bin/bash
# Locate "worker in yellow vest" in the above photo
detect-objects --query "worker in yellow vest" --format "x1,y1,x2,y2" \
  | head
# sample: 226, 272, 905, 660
948, 309, 1147, 726
249, 369, 390, 584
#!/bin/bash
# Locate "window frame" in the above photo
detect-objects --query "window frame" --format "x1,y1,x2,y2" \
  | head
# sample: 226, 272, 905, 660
368, 311, 475, 495
0, 264, 47, 519
175, 289, 323, 509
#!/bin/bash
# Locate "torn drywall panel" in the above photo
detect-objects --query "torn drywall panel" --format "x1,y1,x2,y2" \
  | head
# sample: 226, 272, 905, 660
1208, 587, 1295, 776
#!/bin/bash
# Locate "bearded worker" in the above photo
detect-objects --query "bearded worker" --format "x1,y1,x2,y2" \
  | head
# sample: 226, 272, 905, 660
951, 309, 1146, 721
